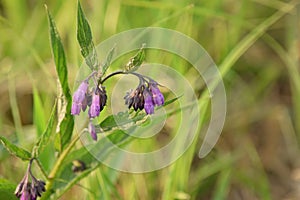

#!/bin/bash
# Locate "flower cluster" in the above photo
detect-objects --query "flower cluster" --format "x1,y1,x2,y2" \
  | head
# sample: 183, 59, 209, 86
124, 80, 164, 114
71, 81, 107, 117
71, 77, 107, 141
71, 70, 164, 141
15, 160, 46, 200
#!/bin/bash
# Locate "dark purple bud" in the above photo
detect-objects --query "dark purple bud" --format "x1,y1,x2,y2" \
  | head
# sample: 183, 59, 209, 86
81, 96, 88, 112
133, 93, 142, 111
89, 122, 97, 141
89, 92, 100, 118
36, 180, 46, 196
124, 85, 145, 111
138, 92, 145, 110
143, 89, 154, 114
15, 160, 46, 200
149, 81, 164, 106
15, 181, 24, 198
124, 89, 135, 108
30, 184, 38, 199
99, 86, 107, 111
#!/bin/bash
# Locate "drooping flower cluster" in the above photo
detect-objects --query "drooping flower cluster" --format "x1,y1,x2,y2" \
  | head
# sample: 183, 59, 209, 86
71, 70, 164, 141
124, 80, 164, 114
15, 160, 46, 200
71, 80, 107, 117
71, 77, 107, 141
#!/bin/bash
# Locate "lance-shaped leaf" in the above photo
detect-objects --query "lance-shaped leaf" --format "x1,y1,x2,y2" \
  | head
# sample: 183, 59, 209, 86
0, 136, 31, 161
46, 7, 74, 151
32, 101, 57, 158
77, 1, 98, 71
125, 44, 146, 72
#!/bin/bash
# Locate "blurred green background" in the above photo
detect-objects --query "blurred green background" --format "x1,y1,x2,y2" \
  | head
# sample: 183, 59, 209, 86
0, 0, 300, 199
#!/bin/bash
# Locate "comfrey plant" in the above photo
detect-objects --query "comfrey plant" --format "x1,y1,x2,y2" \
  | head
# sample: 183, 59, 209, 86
0, 2, 172, 200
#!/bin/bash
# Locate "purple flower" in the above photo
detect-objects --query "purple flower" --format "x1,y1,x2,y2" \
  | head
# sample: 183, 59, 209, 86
71, 81, 89, 115
71, 103, 81, 115
149, 81, 164, 106
89, 122, 97, 141
20, 185, 31, 200
89, 92, 100, 118
15, 160, 46, 200
143, 89, 154, 114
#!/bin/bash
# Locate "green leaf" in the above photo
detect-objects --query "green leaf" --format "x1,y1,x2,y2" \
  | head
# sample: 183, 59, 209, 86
46, 8, 70, 100
33, 87, 46, 137
98, 96, 180, 131
125, 44, 146, 72
46, 7, 74, 151
77, 1, 98, 71
0, 178, 18, 200
32, 101, 57, 158
0, 136, 31, 161
164, 94, 182, 106
102, 45, 116, 76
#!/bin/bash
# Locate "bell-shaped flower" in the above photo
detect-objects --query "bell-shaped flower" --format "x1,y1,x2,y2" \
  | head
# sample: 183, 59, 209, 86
149, 81, 164, 106
89, 92, 101, 118
71, 81, 89, 115
143, 88, 154, 114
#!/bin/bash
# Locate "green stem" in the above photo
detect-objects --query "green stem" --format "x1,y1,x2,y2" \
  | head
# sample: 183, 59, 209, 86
35, 158, 49, 180
41, 133, 81, 199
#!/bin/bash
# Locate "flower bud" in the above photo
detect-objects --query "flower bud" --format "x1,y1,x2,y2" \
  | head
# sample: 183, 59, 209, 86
89, 122, 97, 141
89, 92, 100, 118
124, 85, 145, 111
143, 89, 154, 114
71, 81, 89, 115
99, 86, 107, 111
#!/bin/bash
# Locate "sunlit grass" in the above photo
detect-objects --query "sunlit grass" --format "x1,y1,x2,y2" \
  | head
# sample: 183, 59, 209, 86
1, 0, 299, 199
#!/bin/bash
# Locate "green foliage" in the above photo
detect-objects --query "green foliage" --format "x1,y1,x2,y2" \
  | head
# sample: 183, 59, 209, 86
0, 136, 31, 161
0, 179, 18, 200
77, 1, 98, 71
46, 7, 74, 152
125, 44, 146, 72
32, 101, 57, 158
